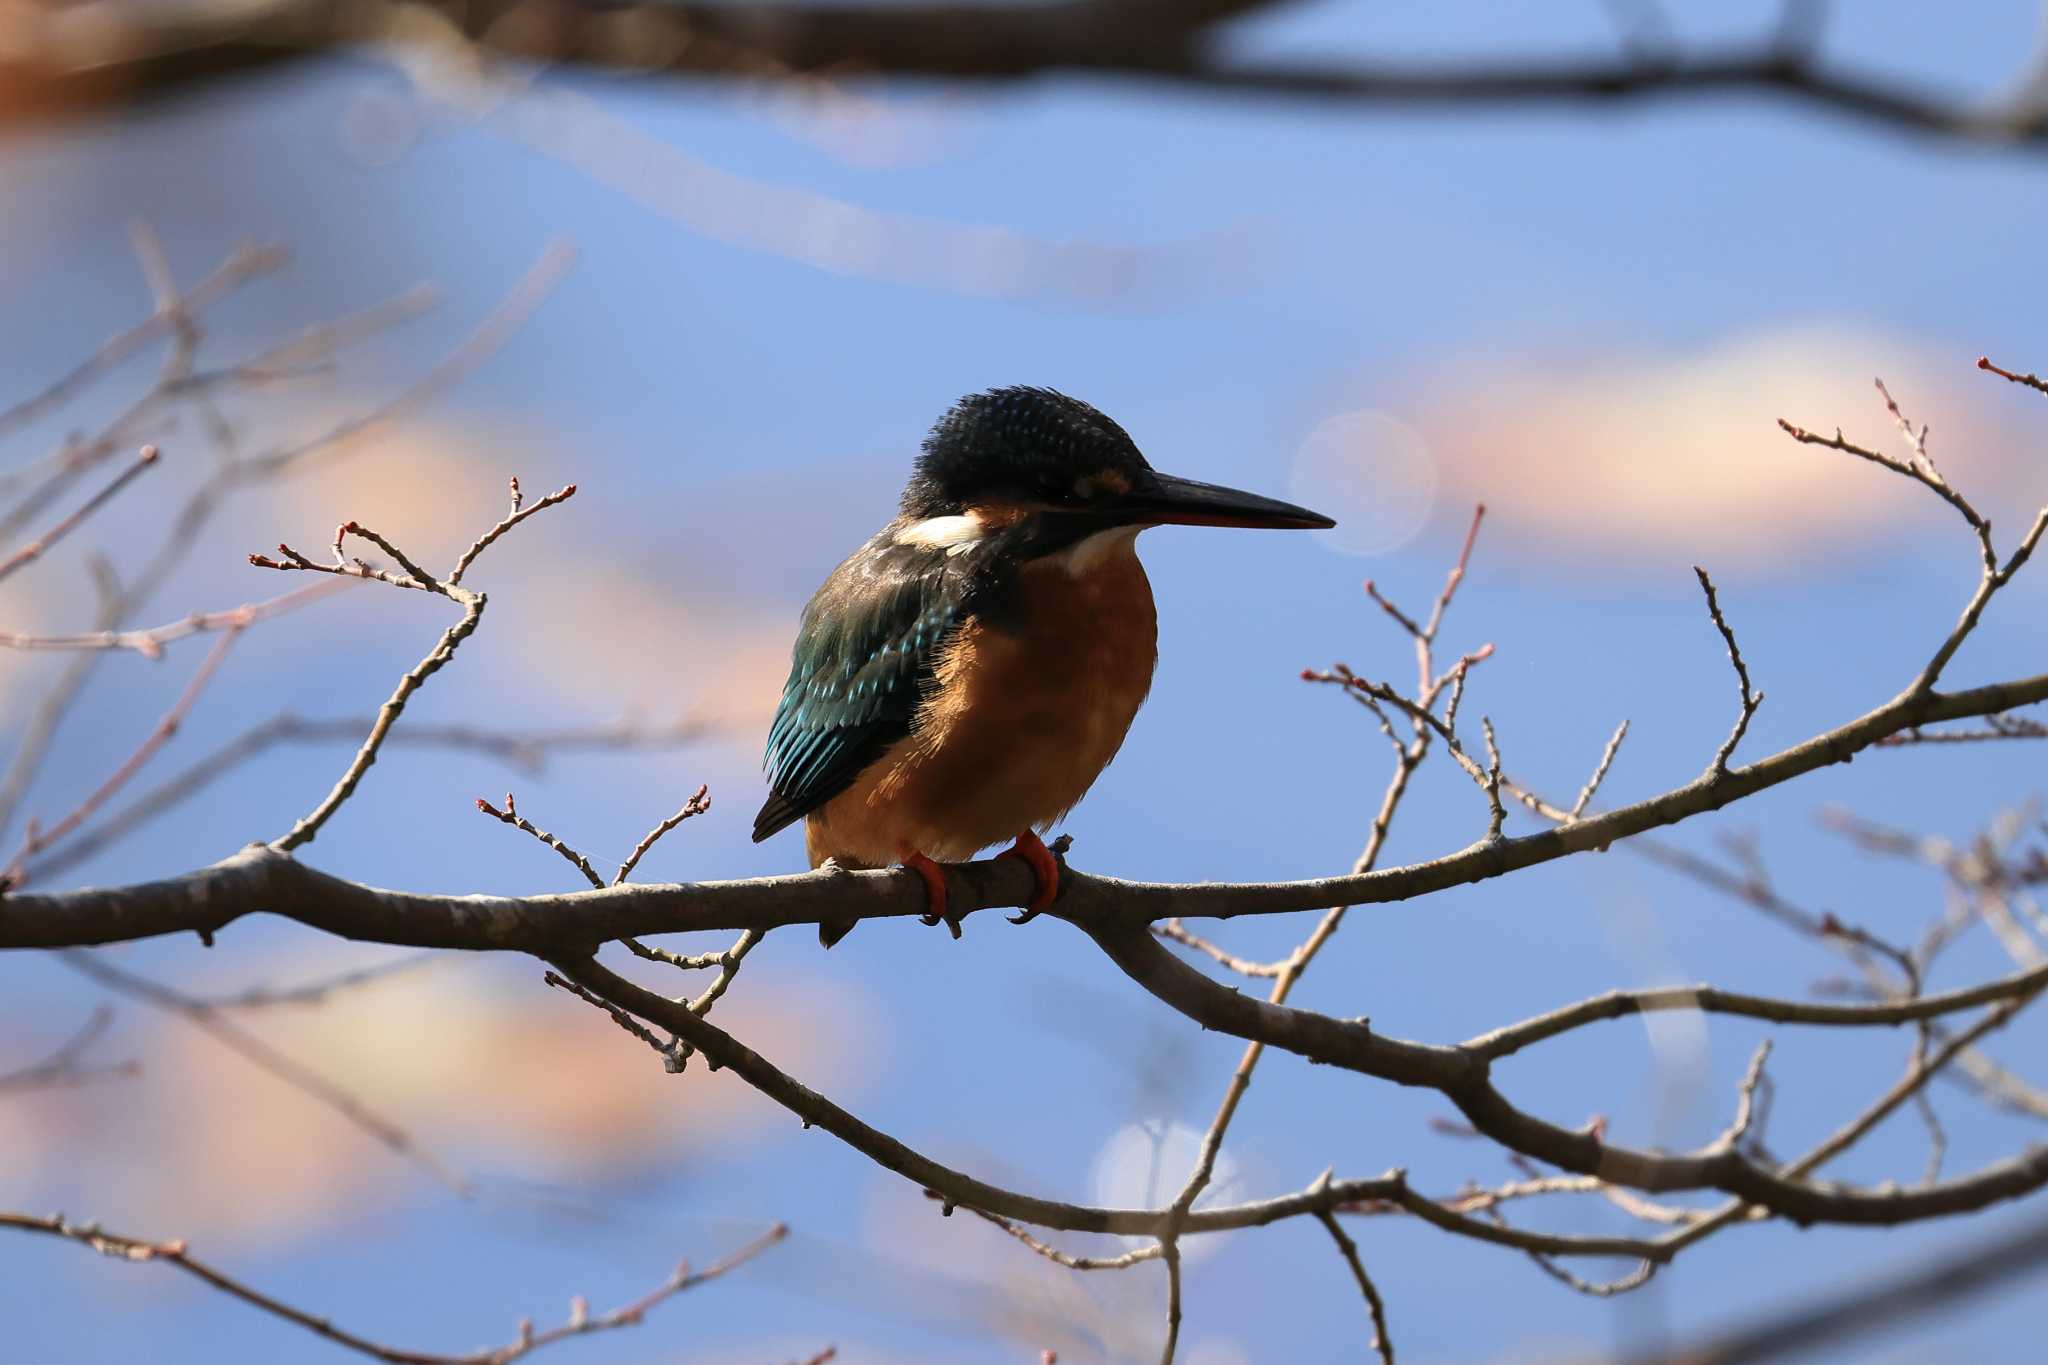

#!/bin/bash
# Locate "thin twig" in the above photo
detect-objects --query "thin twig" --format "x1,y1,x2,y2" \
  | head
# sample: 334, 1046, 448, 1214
1980, 354, 2048, 396
0, 1210, 782, 1365
1361, 579, 1424, 639
685, 932, 760, 1016
1713, 1039, 1774, 1151
1157, 1237, 1182, 1365
269, 592, 483, 851
1777, 416, 1989, 553
0, 578, 353, 657
0, 1007, 139, 1095
543, 971, 675, 1061
0, 559, 121, 842
0, 246, 556, 854
1874, 377, 1935, 474
1345, 1173, 1702, 1228
1421, 504, 1487, 648
21, 712, 708, 887
4, 624, 244, 883
477, 795, 604, 889
1315, 1205, 1394, 1364
1694, 566, 1762, 777
0, 445, 159, 585
1879, 714, 2048, 745
337, 521, 442, 591
1914, 1090, 1948, 1185
0, 243, 284, 440
1480, 716, 1506, 839
267, 482, 577, 852
614, 785, 713, 884
1569, 719, 1630, 819
449, 481, 579, 586
1151, 920, 1287, 978
1304, 658, 1499, 809
57, 950, 470, 1194
1146, 511, 1491, 1336
195, 955, 438, 1010
959, 1204, 1164, 1271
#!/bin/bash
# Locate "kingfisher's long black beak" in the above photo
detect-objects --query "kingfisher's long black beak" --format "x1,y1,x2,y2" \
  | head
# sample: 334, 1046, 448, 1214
1114, 471, 1335, 530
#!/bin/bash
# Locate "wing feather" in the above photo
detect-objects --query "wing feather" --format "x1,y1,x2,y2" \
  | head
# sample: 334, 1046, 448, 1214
752, 535, 972, 843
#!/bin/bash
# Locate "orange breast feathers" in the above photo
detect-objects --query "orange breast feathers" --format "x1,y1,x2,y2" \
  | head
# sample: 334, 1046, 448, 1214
804, 531, 1159, 867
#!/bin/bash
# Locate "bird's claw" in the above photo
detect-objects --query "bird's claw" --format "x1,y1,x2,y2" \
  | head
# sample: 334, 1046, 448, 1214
920, 907, 966, 939
998, 829, 1063, 926
901, 847, 959, 938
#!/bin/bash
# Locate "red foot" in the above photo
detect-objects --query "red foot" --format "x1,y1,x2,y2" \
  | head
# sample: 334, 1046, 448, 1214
901, 845, 958, 938
997, 829, 1060, 924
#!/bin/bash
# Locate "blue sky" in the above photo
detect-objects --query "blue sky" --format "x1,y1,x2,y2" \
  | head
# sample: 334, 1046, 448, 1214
3, 3, 2048, 1362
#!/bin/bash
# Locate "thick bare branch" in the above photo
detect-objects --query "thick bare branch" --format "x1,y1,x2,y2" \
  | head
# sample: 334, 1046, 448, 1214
1088, 922, 2048, 1223
10, 649, 2043, 953
549, 953, 1665, 1257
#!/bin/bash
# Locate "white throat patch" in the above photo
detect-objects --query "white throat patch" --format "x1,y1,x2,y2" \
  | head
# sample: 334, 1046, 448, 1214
1048, 525, 1143, 576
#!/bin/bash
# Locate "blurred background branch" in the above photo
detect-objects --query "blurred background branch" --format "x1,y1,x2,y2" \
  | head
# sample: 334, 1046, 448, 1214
9, 0, 2048, 151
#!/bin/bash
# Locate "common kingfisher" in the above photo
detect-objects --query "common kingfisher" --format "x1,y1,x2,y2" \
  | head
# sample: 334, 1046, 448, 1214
753, 387, 1334, 944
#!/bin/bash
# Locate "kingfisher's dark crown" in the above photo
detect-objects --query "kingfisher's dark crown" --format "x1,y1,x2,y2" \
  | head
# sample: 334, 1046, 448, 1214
903, 387, 1151, 518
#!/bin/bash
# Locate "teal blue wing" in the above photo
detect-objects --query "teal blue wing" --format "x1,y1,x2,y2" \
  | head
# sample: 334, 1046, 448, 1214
752, 538, 970, 843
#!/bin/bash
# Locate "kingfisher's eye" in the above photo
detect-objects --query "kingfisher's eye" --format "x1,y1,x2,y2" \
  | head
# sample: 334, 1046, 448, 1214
1071, 469, 1133, 502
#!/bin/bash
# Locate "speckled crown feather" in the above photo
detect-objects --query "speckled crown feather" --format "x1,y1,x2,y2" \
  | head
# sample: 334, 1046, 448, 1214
902, 387, 1149, 516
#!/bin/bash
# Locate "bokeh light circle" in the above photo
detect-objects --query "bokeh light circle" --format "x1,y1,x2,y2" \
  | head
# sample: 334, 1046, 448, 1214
1090, 1119, 1245, 1259
1287, 409, 1438, 557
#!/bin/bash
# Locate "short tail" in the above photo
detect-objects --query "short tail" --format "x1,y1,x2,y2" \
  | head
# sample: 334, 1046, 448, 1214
752, 791, 803, 843
811, 852, 872, 949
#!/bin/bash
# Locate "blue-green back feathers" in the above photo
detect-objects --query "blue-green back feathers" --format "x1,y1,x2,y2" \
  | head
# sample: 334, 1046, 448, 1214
752, 534, 972, 842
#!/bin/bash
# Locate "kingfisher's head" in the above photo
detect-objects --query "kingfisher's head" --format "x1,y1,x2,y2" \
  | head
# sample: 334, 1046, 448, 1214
898, 388, 1333, 557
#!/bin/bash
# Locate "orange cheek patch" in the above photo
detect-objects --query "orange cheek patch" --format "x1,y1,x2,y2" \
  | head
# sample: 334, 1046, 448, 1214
967, 501, 1033, 529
